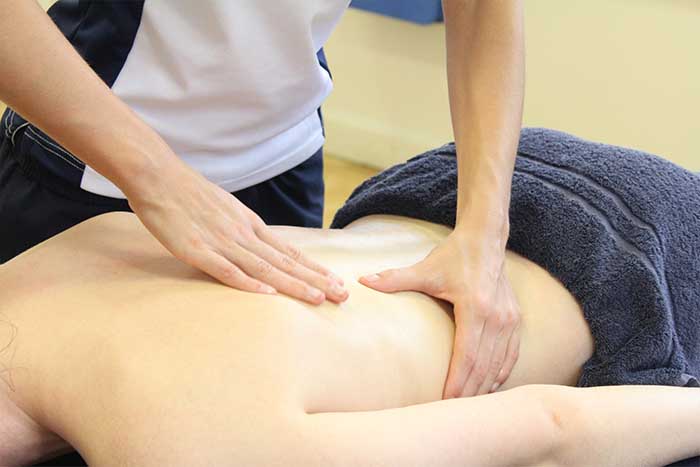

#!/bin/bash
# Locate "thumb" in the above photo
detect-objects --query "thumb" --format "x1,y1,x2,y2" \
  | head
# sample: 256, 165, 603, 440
359, 266, 424, 293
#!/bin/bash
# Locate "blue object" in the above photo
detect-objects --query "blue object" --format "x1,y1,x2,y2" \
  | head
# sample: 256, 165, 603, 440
333, 128, 700, 391
350, 0, 443, 24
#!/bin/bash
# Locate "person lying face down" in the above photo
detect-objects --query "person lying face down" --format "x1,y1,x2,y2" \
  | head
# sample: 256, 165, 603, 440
1, 211, 698, 467
1, 131, 700, 466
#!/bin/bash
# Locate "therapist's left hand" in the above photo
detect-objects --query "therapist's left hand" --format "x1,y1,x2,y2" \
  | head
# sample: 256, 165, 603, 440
359, 228, 521, 398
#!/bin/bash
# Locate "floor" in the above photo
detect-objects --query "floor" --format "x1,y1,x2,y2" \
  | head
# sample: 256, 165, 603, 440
322, 155, 378, 227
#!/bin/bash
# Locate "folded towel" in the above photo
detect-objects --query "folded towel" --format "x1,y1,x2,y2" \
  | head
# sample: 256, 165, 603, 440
332, 128, 700, 388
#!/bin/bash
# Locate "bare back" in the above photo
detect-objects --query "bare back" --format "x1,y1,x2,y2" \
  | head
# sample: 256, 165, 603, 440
0, 212, 592, 463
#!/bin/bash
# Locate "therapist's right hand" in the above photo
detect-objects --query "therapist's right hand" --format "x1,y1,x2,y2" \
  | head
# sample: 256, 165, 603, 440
0, 0, 344, 306
126, 161, 348, 305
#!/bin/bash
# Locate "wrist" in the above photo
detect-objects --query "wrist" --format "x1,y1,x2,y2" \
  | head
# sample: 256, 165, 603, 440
55, 106, 185, 202
106, 123, 187, 203
455, 205, 510, 245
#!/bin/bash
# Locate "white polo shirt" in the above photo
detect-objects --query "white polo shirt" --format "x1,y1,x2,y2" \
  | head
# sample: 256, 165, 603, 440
11, 0, 349, 198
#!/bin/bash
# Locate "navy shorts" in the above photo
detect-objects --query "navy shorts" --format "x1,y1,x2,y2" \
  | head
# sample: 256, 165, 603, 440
0, 133, 324, 263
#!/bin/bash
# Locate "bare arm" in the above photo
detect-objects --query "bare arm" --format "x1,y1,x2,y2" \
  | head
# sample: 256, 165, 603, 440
361, 0, 526, 398
0, 1, 346, 303
443, 0, 524, 397
0, 389, 70, 466
300, 384, 700, 466
444, 0, 524, 229
0, 0, 162, 193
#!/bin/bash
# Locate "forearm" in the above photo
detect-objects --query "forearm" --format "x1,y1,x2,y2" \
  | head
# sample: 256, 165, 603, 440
443, 0, 524, 233
0, 1, 179, 197
554, 384, 700, 466
302, 384, 700, 467
302, 385, 561, 466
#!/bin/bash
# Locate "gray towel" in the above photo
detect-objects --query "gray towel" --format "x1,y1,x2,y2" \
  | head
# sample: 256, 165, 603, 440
332, 128, 700, 388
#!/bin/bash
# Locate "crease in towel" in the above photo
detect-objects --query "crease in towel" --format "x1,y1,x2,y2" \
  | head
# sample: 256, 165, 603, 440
332, 128, 700, 388
514, 167, 667, 299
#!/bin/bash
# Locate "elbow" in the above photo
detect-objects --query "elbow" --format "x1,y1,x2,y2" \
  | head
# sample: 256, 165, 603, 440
524, 384, 585, 466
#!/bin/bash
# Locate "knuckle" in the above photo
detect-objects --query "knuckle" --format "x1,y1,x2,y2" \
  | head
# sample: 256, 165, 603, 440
422, 271, 438, 293
380, 269, 397, 282
462, 351, 477, 369
286, 245, 303, 261
172, 244, 191, 262
509, 347, 520, 362
279, 254, 297, 270
472, 363, 489, 381
176, 242, 206, 264
473, 293, 490, 310
250, 218, 267, 234
475, 308, 491, 322
489, 356, 504, 373
312, 276, 335, 293
230, 224, 252, 242
254, 259, 274, 276
218, 265, 239, 282
187, 235, 206, 251
323, 277, 337, 290
303, 286, 322, 301
492, 312, 507, 329
239, 228, 257, 244
512, 311, 522, 326
502, 311, 517, 327
227, 223, 244, 238
424, 274, 445, 294
472, 298, 492, 319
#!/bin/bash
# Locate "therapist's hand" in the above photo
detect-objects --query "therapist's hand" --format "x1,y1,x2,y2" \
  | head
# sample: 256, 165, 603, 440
127, 162, 348, 305
359, 228, 520, 397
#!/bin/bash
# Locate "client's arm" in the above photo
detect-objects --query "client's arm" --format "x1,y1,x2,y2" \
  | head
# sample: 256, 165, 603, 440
0, 389, 70, 466
300, 384, 700, 466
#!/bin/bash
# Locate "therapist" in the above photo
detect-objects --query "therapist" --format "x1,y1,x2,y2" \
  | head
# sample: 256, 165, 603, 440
0, 1, 523, 399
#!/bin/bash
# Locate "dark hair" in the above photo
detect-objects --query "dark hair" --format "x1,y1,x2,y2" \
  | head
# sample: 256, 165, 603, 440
0, 315, 18, 392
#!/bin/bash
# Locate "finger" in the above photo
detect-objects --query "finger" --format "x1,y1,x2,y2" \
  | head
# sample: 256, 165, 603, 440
256, 228, 344, 285
493, 285, 522, 389
186, 248, 276, 294
442, 309, 484, 399
495, 327, 521, 388
223, 244, 327, 305
460, 314, 500, 398
477, 322, 511, 396
243, 235, 348, 303
359, 266, 425, 294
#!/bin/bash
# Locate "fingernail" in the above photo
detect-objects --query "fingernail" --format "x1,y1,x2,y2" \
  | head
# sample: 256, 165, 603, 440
332, 274, 345, 286
362, 274, 380, 283
261, 285, 277, 295
308, 289, 325, 302
490, 382, 500, 393
332, 283, 347, 296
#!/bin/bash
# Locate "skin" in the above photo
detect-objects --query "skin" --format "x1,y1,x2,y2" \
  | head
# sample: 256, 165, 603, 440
363, 0, 527, 399
1, 213, 699, 466
0, 0, 345, 304
1, 0, 525, 397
